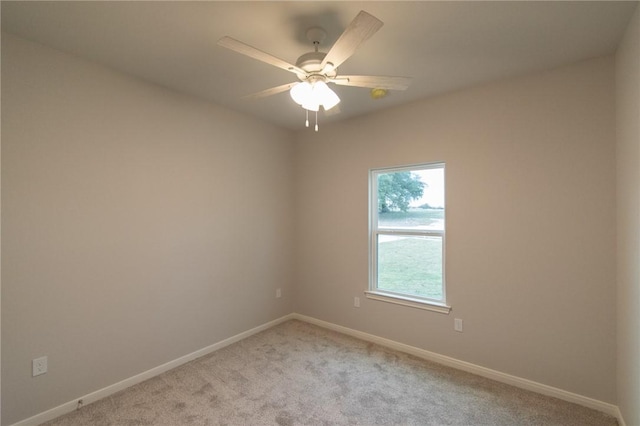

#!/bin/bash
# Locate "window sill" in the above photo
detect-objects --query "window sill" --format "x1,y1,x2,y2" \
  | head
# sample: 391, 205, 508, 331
364, 291, 452, 314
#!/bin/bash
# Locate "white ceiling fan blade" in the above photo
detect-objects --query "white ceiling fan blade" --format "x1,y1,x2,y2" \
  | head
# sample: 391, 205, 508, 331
218, 36, 306, 76
332, 75, 412, 91
242, 82, 297, 99
321, 11, 383, 70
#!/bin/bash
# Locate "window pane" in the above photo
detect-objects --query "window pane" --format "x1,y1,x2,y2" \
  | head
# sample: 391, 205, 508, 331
376, 168, 444, 231
377, 235, 443, 301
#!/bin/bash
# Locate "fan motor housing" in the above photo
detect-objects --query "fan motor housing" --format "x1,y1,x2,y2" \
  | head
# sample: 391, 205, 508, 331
295, 51, 337, 79
296, 51, 326, 73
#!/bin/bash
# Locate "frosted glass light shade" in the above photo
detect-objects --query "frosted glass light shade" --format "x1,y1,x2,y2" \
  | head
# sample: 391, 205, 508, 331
290, 82, 312, 105
290, 81, 340, 111
302, 99, 320, 112
313, 81, 340, 111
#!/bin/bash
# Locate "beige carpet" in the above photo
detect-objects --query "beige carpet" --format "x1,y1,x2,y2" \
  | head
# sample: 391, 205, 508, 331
43, 320, 617, 425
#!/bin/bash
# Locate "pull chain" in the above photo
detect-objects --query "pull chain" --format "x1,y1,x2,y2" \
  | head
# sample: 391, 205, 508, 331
303, 108, 320, 131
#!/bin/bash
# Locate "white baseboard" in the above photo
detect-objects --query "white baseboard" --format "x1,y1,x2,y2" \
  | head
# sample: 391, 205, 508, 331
291, 313, 623, 423
615, 406, 627, 426
12, 312, 625, 426
10, 313, 296, 426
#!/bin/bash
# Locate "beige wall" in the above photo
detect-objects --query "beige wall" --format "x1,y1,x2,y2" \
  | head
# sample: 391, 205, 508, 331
1, 34, 294, 425
616, 5, 640, 426
3, 18, 634, 424
294, 56, 617, 403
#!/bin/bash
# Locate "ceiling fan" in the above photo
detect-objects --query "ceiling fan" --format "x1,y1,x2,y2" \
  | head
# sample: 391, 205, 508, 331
217, 10, 411, 130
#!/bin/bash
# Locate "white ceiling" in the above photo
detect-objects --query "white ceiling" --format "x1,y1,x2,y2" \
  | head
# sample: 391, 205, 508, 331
2, 1, 637, 130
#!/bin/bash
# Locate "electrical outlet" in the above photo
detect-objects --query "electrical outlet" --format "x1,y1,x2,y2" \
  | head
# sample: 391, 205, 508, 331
454, 318, 463, 332
276, 288, 281, 298
33, 356, 48, 377
354, 297, 360, 308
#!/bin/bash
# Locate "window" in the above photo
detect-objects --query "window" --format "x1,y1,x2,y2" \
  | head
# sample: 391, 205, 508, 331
368, 163, 450, 313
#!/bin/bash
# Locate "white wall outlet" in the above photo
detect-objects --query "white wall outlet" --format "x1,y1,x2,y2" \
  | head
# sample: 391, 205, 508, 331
32, 356, 48, 377
276, 288, 281, 298
454, 318, 463, 332
354, 296, 360, 308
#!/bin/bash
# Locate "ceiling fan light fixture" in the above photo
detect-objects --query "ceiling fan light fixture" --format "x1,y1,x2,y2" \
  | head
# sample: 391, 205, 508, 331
290, 81, 312, 105
302, 99, 320, 112
290, 80, 340, 112
313, 81, 340, 110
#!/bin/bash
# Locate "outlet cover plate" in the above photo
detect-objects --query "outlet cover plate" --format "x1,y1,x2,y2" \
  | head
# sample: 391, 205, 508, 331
454, 318, 463, 332
33, 356, 47, 376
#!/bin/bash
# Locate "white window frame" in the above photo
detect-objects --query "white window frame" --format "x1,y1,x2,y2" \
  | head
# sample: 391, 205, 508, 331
367, 162, 451, 314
